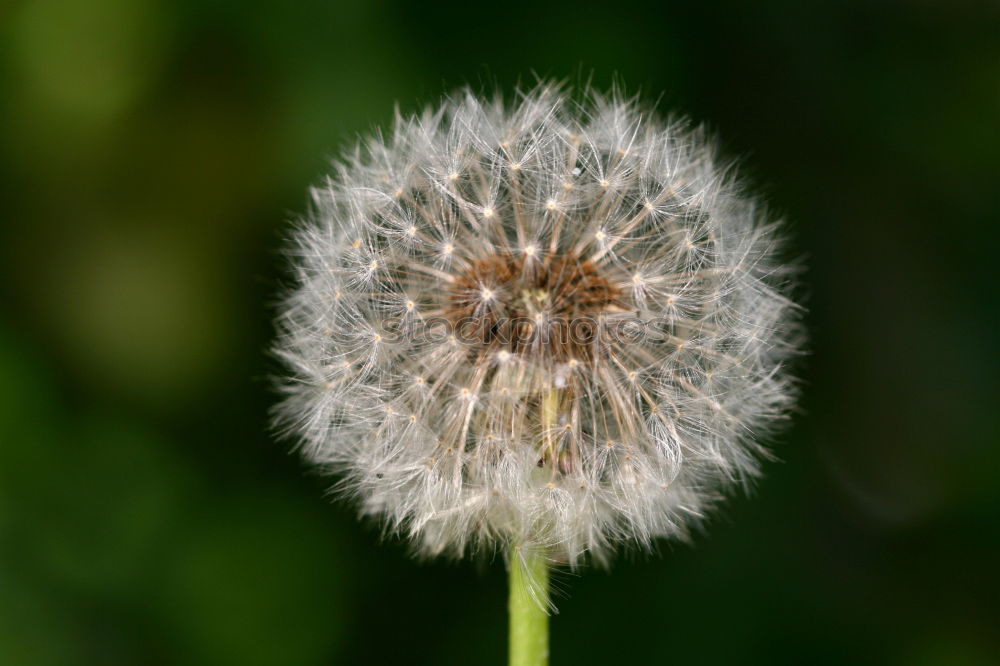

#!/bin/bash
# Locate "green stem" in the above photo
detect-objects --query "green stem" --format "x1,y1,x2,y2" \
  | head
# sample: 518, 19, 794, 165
508, 546, 550, 666
507, 386, 557, 665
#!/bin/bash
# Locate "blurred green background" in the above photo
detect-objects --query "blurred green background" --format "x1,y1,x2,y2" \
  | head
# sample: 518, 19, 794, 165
2, 0, 998, 664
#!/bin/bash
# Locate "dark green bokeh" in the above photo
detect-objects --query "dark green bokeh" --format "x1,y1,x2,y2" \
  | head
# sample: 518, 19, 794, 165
2, 0, 998, 663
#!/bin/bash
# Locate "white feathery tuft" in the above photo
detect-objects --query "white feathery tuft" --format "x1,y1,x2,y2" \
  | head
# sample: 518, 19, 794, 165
274, 83, 804, 566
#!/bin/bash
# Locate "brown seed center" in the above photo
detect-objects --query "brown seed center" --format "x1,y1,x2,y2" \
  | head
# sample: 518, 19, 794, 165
445, 253, 622, 361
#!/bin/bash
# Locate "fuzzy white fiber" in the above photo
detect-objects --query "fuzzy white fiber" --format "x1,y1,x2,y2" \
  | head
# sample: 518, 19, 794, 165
274, 83, 804, 566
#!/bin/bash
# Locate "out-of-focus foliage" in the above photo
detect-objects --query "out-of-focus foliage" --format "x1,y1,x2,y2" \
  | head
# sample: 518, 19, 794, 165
1, 0, 997, 663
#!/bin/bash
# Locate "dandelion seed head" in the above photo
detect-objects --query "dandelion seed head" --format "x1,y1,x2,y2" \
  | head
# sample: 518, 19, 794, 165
274, 83, 804, 566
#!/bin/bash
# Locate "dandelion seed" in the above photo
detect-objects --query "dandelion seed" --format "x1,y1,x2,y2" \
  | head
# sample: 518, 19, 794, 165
274, 82, 804, 572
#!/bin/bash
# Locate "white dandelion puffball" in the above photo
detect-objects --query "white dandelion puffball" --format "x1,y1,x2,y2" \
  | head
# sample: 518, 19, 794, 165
275, 84, 803, 566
